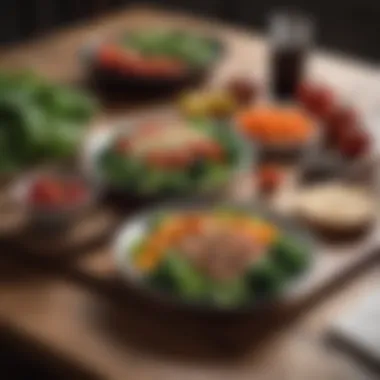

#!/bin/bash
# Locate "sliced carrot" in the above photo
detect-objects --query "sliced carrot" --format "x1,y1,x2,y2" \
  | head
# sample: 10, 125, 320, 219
251, 223, 279, 246
135, 251, 160, 271
236, 106, 313, 144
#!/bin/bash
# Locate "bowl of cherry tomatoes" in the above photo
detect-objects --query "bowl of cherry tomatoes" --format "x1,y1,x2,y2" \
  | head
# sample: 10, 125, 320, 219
14, 172, 94, 229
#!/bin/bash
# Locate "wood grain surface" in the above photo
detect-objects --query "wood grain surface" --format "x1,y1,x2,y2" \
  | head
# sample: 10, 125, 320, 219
0, 257, 379, 380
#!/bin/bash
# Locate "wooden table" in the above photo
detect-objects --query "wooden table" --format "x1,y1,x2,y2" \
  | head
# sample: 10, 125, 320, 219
0, 6, 380, 380
1, 256, 379, 380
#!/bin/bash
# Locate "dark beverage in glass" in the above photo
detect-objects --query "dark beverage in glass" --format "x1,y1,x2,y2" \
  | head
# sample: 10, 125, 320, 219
269, 11, 313, 100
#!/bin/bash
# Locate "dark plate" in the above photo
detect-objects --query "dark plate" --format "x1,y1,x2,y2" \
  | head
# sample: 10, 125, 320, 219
81, 32, 224, 96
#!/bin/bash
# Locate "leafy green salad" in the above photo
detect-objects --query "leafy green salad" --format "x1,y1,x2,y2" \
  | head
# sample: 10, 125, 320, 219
121, 30, 220, 68
0, 71, 96, 173
129, 208, 311, 308
98, 118, 247, 196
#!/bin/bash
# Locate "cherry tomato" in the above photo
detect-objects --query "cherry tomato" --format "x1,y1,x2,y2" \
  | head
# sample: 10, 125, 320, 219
296, 82, 316, 109
308, 87, 335, 117
30, 179, 64, 206
324, 117, 351, 146
338, 127, 370, 159
297, 83, 335, 117
326, 106, 357, 130
324, 106, 358, 147
257, 165, 283, 194
29, 176, 89, 209
324, 122, 343, 147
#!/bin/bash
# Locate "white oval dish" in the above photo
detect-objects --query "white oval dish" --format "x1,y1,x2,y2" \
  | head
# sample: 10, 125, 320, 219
82, 114, 254, 199
113, 201, 315, 314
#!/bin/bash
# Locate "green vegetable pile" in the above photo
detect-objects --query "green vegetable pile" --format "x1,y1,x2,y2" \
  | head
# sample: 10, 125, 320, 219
0, 72, 96, 173
133, 210, 311, 308
98, 119, 248, 196
122, 30, 220, 68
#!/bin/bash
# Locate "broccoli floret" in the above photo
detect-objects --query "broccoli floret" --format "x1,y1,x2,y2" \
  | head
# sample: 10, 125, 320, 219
247, 257, 284, 297
270, 236, 310, 276
148, 252, 207, 301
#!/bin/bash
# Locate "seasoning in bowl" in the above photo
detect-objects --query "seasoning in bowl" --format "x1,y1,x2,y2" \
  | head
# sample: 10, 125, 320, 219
296, 181, 375, 237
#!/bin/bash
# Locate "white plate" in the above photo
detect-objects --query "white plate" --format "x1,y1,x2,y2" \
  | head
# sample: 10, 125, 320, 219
113, 202, 315, 313
82, 115, 253, 197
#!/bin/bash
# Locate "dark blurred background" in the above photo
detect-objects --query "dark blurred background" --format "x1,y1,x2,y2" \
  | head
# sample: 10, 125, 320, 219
1, 0, 379, 62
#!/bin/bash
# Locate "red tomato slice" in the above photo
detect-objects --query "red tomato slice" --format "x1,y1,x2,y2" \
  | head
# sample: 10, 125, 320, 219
98, 44, 186, 78
98, 45, 143, 73
315, 88, 335, 118
145, 149, 193, 169
169, 149, 194, 167
191, 141, 224, 161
